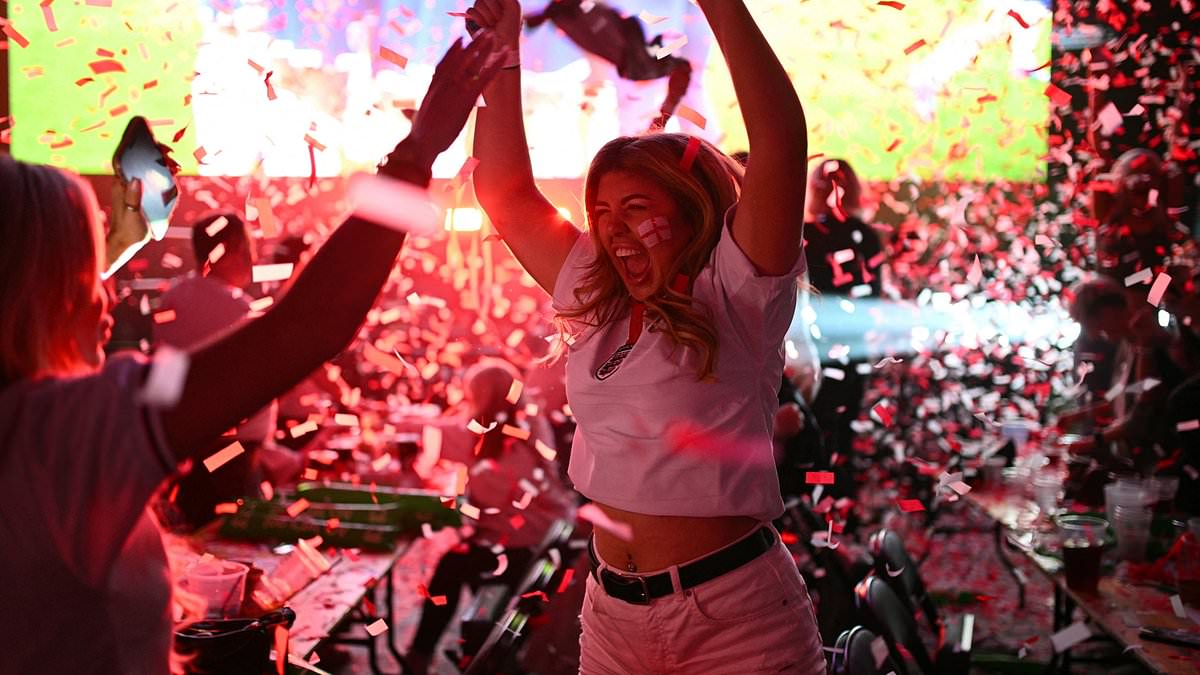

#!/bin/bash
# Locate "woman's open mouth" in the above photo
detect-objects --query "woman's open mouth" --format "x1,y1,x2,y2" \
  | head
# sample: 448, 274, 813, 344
614, 245, 651, 285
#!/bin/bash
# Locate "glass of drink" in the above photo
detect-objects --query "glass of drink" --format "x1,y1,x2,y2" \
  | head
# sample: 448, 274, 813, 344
1112, 505, 1153, 562
1034, 474, 1061, 518
1057, 514, 1109, 593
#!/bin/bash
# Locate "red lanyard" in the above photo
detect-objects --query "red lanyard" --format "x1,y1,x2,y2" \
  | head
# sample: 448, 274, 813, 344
626, 302, 645, 346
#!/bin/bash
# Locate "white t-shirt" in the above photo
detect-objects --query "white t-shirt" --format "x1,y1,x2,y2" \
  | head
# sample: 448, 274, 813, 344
155, 275, 277, 442
553, 206, 803, 522
0, 354, 176, 674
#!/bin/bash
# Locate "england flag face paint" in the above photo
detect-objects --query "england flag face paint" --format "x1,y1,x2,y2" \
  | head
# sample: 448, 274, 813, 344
635, 216, 674, 249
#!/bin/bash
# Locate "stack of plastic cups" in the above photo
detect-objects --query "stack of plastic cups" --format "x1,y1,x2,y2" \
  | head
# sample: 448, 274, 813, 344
1104, 481, 1151, 523
1111, 505, 1153, 562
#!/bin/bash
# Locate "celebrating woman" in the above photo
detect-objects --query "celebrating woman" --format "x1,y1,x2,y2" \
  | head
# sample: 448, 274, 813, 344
467, 0, 824, 671
0, 35, 503, 674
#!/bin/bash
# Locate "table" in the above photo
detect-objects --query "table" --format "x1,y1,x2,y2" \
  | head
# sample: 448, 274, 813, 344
191, 533, 412, 673
967, 486, 1200, 675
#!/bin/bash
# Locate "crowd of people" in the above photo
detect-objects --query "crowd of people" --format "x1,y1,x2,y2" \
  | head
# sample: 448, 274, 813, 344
1, 0, 1198, 673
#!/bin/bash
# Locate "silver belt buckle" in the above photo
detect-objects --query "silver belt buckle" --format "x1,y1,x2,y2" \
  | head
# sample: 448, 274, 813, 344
602, 570, 651, 604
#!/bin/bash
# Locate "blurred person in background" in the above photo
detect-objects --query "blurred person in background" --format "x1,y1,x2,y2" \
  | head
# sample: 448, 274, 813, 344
153, 212, 282, 528
404, 358, 575, 675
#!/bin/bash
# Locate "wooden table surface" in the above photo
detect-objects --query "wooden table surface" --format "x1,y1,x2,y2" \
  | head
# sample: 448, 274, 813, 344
967, 486, 1200, 675
193, 535, 410, 659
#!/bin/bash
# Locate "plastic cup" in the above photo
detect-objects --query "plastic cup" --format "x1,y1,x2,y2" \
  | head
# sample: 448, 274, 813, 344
184, 560, 249, 618
1057, 515, 1109, 592
1146, 476, 1180, 514
1112, 505, 1153, 562
1104, 482, 1151, 523
1034, 474, 1061, 517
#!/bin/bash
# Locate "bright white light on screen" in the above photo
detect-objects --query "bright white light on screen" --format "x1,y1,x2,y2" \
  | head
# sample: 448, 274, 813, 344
444, 208, 483, 232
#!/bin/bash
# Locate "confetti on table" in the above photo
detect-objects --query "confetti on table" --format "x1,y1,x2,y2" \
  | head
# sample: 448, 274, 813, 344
365, 619, 389, 636
871, 402, 894, 427
806, 471, 836, 485
1050, 621, 1091, 653
252, 263, 294, 283
286, 498, 311, 518
898, 499, 925, 512
204, 441, 245, 473
1146, 273, 1171, 306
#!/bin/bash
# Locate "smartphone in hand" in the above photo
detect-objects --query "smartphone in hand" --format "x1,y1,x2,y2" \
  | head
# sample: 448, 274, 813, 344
113, 116, 179, 240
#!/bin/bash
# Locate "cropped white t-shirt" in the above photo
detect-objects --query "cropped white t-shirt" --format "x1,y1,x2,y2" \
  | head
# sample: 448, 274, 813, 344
552, 206, 803, 523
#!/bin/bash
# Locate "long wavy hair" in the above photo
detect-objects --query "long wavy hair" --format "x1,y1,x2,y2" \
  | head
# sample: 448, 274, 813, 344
556, 134, 744, 381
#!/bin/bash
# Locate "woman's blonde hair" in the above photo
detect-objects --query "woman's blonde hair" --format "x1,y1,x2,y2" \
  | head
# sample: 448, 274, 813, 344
0, 156, 104, 384
557, 134, 744, 381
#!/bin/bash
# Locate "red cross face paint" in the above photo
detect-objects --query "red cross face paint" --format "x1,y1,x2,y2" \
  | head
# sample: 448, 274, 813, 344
635, 216, 673, 249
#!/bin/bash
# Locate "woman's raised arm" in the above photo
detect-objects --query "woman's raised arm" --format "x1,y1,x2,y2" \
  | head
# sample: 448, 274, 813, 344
468, 0, 581, 294
161, 37, 504, 460
697, 0, 807, 276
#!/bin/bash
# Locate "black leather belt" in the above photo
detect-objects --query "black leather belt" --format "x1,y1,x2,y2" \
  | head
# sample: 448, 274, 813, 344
587, 525, 777, 605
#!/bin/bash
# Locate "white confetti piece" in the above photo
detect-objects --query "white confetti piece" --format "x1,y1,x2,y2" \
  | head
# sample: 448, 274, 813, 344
140, 346, 190, 408
1124, 268, 1153, 287
252, 263, 294, 283
347, 172, 440, 236
1051, 621, 1091, 653
1146, 273, 1171, 306
1171, 594, 1187, 619
1177, 419, 1200, 432
639, 10, 667, 24
578, 503, 633, 541
655, 35, 688, 59
505, 379, 523, 404
365, 619, 388, 636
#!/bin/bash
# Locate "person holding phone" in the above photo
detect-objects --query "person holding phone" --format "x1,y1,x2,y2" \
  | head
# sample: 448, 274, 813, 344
467, 0, 824, 671
0, 35, 503, 674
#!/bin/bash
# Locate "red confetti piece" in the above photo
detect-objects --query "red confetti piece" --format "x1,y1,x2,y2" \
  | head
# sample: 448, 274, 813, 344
556, 568, 575, 594
1146, 273, 1171, 306
273, 625, 288, 675
204, 441, 245, 472
871, 402, 894, 427
286, 498, 312, 518
307, 144, 317, 189
142, 79, 158, 89
263, 71, 276, 101
41, 2, 59, 33
108, 104, 129, 117
153, 309, 177, 324
904, 39, 927, 55
431, 595, 447, 606
521, 590, 550, 603
379, 45, 408, 69
877, 0, 905, 8
1007, 9, 1030, 29
898, 499, 925, 513
1, 21, 31, 49
85, 0, 113, 6
88, 59, 125, 74
75, 77, 94, 86
214, 502, 239, 514
885, 139, 902, 152
1044, 83, 1072, 107
172, 125, 187, 143
805, 471, 836, 485
679, 136, 701, 171
675, 104, 707, 130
